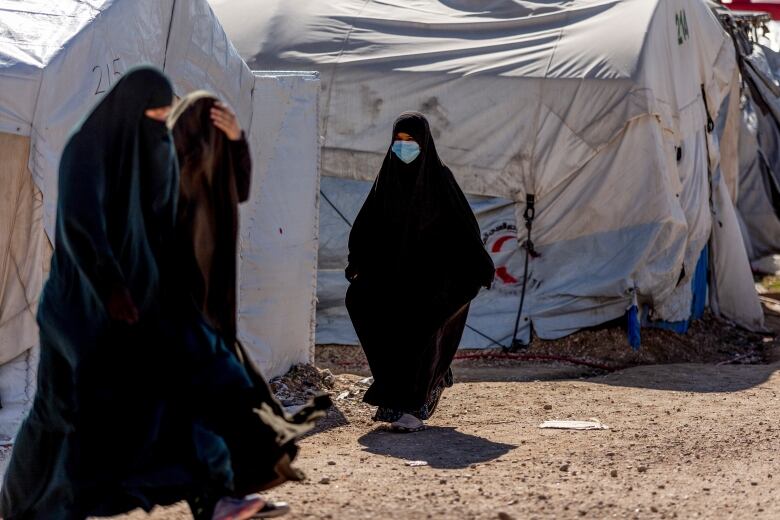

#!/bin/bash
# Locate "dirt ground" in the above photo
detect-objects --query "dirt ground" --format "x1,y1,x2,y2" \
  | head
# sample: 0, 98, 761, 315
105, 300, 780, 520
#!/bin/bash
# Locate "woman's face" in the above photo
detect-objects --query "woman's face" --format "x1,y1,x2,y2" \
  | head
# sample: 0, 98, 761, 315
144, 105, 173, 122
395, 131, 415, 143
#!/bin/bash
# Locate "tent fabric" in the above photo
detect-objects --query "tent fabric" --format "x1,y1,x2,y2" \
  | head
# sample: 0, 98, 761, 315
0, 134, 45, 366
0, 347, 38, 442
0, 0, 256, 241
238, 73, 321, 377
216, 0, 733, 195
710, 165, 766, 330
720, 2, 780, 270
736, 94, 780, 260
214, 0, 765, 343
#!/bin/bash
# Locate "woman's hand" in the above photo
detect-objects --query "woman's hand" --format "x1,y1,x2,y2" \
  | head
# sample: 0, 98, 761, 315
211, 102, 242, 141
107, 285, 139, 324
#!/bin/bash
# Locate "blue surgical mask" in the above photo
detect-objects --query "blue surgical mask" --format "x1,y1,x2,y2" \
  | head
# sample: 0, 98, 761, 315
391, 140, 421, 164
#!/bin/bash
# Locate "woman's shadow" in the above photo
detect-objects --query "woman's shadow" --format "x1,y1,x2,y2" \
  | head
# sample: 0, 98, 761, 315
358, 426, 515, 469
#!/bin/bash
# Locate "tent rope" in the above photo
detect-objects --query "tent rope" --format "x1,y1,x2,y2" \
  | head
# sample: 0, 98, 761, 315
464, 323, 506, 349
508, 193, 539, 352
320, 189, 353, 228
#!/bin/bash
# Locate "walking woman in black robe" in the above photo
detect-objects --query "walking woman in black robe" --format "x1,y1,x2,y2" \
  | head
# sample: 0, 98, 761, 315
169, 91, 329, 519
0, 67, 185, 520
345, 112, 495, 432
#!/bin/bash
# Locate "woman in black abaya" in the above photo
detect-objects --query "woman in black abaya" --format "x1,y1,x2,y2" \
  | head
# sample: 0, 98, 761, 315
0, 67, 186, 520
345, 112, 494, 432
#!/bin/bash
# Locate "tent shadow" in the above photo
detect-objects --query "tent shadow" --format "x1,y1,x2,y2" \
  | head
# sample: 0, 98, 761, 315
357, 426, 516, 469
586, 361, 780, 393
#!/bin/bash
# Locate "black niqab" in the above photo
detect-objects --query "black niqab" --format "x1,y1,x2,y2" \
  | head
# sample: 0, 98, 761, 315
54, 66, 177, 315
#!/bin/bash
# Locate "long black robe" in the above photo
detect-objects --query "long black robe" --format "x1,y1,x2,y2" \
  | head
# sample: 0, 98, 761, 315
0, 67, 189, 520
345, 112, 495, 421
168, 92, 329, 507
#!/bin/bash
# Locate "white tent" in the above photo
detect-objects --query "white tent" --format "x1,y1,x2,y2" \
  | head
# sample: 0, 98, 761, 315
211, 0, 764, 348
0, 0, 320, 442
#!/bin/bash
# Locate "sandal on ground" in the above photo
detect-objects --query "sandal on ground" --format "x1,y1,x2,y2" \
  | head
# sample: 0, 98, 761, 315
251, 501, 291, 518
212, 495, 266, 520
390, 413, 425, 433
240, 494, 290, 518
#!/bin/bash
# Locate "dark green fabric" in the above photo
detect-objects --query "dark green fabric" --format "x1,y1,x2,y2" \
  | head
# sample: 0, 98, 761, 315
0, 66, 194, 520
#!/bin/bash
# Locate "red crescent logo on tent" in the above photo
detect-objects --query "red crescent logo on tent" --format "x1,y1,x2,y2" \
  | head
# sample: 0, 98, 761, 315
491, 235, 515, 253
486, 232, 519, 285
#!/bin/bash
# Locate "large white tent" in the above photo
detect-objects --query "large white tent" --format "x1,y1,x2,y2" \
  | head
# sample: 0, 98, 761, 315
211, 0, 765, 347
0, 0, 320, 443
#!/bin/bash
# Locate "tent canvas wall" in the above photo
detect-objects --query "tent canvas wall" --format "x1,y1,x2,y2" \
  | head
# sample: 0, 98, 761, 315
713, 7, 780, 272
0, 0, 320, 442
734, 43, 780, 264
211, 0, 764, 348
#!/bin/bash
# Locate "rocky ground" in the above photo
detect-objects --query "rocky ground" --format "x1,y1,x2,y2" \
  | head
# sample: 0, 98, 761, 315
106, 298, 780, 520
0, 279, 772, 518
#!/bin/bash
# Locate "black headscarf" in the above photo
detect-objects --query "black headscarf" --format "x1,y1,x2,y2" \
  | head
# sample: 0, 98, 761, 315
347, 112, 494, 296
53, 66, 178, 317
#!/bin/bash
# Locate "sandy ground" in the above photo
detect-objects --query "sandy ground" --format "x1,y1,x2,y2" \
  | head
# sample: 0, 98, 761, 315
106, 347, 780, 520
2, 298, 777, 519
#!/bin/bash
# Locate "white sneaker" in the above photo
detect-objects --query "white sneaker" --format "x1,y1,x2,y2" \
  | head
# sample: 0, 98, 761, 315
390, 413, 425, 433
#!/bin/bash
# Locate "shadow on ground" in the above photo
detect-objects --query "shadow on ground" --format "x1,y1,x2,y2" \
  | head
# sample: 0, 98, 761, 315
587, 360, 780, 393
357, 426, 516, 469
303, 404, 350, 438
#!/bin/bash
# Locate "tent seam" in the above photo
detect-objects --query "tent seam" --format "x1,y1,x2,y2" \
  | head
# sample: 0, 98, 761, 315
162, 0, 177, 71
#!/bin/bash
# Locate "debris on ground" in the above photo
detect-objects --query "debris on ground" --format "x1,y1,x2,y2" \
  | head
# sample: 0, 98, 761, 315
267, 363, 377, 431
539, 419, 609, 430
406, 460, 429, 467
269, 364, 335, 406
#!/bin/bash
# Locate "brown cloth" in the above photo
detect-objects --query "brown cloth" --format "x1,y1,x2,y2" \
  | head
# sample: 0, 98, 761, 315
169, 91, 250, 343
169, 92, 330, 518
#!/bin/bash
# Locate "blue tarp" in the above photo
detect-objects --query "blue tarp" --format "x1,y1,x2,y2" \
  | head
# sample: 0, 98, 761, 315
639, 245, 709, 336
